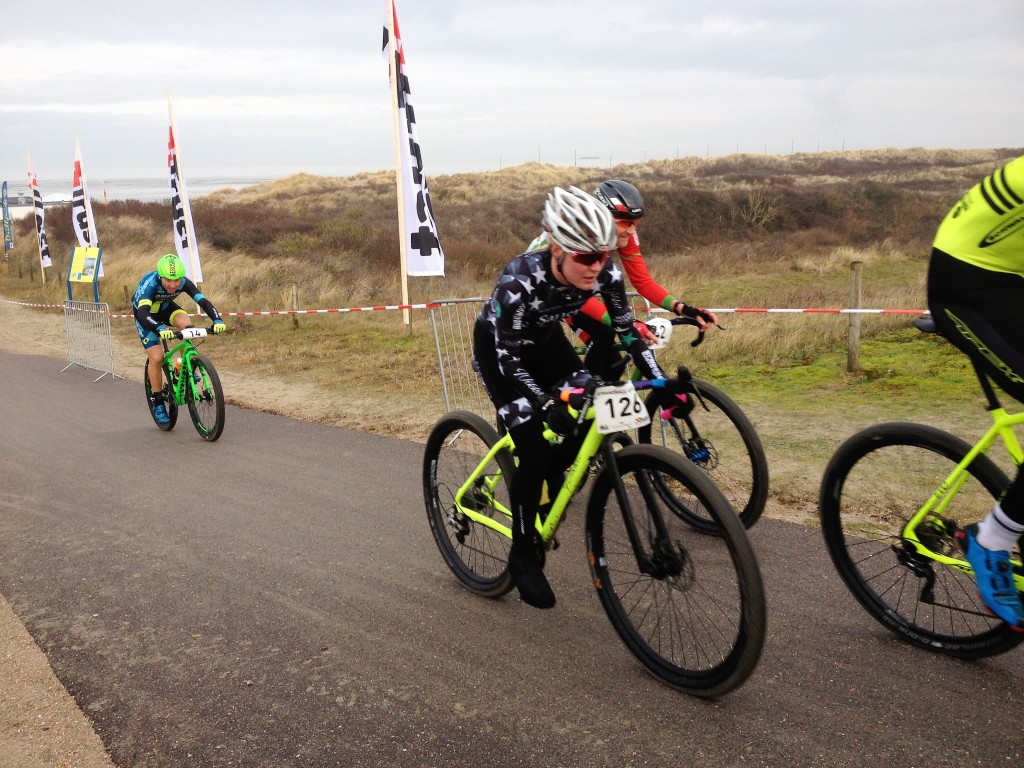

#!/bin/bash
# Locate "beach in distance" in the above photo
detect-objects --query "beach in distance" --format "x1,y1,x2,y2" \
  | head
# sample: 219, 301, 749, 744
4, 175, 277, 206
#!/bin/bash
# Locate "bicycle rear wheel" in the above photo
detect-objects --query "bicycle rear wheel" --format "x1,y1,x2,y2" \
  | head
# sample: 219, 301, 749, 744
640, 379, 768, 532
143, 361, 178, 431
586, 444, 766, 697
186, 354, 225, 442
819, 422, 1024, 658
423, 411, 516, 598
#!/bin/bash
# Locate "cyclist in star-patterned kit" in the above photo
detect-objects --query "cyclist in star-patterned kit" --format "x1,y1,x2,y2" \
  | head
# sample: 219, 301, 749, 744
474, 186, 680, 609
529, 179, 718, 378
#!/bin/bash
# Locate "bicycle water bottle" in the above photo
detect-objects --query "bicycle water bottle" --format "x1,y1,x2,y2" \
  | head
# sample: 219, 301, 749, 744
174, 356, 182, 376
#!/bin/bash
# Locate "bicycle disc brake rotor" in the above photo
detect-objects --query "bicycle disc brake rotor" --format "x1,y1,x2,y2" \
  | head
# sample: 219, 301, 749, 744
647, 539, 694, 587
684, 438, 718, 470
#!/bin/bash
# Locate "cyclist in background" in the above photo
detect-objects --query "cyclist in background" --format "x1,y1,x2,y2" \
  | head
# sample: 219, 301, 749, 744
529, 179, 718, 378
133, 253, 226, 426
474, 186, 682, 609
928, 154, 1024, 628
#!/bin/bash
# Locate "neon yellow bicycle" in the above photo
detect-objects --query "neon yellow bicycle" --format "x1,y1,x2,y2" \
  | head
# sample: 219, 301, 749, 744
422, 375, 767, 697
819, 318, 1024, 658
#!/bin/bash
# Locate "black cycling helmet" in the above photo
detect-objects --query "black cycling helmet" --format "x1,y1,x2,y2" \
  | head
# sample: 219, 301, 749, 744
594, 179, 644, 220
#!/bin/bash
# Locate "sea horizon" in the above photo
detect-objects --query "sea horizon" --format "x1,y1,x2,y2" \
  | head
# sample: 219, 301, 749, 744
2, 175, 282, 206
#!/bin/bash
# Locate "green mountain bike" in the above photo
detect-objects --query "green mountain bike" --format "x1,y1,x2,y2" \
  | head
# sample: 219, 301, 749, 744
422, 376, 767, 697
818, 318, 1024, 658
143, 326, 225, 442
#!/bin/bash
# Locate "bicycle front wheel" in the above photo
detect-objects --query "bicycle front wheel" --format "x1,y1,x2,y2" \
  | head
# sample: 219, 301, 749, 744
143, 361, 178, 431
641, 379, 768, 532
423, 411, 516, 598
586, 444, 766, 698
819, 422, 1024, 658
186, 354, 225, 442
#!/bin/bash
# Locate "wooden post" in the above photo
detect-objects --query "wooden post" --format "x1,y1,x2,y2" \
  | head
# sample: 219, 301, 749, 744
291, 282, 300, 330
847, 261, 863, 373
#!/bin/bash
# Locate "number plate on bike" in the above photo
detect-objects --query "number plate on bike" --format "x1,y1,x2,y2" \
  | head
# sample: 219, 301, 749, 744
594, 383, 651, 433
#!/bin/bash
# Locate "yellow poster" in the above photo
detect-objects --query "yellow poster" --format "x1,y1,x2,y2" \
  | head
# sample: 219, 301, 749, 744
70, 246, 101, 282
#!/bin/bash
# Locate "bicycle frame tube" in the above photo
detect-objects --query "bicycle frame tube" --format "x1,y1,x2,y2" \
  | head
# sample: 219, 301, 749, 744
451, 410, 609, 545
161, 340, 198, 406
903, 408, 1024, 582
537, 414, 604, 542
452, 432, 516, 537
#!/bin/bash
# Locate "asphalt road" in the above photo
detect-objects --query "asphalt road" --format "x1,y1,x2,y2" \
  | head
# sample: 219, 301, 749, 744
1, 350, 1020, 768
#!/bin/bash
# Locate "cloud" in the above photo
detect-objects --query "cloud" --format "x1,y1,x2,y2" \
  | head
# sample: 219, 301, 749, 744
1, 0, 1022, 183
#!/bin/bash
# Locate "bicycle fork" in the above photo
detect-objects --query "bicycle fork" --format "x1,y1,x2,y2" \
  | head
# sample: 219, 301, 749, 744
601, 441, 685, 580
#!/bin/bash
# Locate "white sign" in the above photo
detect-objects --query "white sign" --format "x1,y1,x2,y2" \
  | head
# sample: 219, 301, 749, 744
594, 383, 651, 434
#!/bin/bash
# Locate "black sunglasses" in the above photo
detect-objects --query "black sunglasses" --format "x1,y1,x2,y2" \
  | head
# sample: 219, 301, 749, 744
568, 250, 610, 266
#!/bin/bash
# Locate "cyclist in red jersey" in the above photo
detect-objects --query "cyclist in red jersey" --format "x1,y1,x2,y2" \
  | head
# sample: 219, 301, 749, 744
530, 180, 719, 378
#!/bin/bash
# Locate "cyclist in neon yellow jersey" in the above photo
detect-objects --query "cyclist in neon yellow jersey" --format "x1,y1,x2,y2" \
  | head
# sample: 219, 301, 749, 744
928, 154, 1024, 628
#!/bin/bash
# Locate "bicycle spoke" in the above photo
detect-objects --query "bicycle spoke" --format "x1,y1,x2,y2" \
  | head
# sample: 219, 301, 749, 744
820, 423, 1024, 658
185, 354, 225, 441
641, 380, 768, 531
587, 444, 765, 697
423, 412, 515, 598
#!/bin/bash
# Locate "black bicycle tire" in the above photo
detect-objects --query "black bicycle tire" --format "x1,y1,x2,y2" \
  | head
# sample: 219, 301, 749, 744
640, 378, 769, 532
819, 421, 1024, 658
143, 360, 178, 431
585, 443, 766, 697
186, 353, 225, 442
423, 410, 516, 598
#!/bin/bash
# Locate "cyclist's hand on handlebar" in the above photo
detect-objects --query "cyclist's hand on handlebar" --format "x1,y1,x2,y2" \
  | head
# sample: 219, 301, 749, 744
541, 398, 579, 438
212, 321, 227, 334
158, 326, 177, 340
675, 303, 718, 329
633, 320, 659, 344
650, 388, 692, 420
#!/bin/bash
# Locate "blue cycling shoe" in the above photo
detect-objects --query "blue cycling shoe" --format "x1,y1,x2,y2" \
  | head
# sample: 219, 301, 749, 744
153, 404, 171, 426
958, 524, 1024, 629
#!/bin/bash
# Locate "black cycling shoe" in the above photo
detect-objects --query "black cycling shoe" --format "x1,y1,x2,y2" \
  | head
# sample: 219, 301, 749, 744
508, 539, 555, 609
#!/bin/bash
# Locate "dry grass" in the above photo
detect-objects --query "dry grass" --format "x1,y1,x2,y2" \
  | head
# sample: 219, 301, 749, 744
3, 147, 1021, 521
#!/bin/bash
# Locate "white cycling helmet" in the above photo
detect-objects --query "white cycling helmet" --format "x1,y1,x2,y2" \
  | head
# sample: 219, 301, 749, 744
542, 186, 616, 254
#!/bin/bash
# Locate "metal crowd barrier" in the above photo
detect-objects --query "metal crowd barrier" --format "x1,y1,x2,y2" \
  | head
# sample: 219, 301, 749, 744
427, 297, 492, 419
62, 300, 119, 381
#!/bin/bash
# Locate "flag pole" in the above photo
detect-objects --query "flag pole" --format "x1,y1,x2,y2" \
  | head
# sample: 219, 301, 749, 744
27, 152, 45, 285
387, 0, 411, 327
167, 92, 201, 283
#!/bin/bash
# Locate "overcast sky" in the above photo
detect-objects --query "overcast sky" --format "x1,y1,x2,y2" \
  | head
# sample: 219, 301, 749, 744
2, 0, 1022, 190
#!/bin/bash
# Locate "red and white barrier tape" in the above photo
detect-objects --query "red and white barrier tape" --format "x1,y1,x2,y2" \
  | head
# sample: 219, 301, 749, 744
0, 297, 928, 317
711, 307, 926, 315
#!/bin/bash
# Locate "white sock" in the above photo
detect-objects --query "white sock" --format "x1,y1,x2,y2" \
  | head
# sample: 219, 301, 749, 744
976, 504, 1024, 553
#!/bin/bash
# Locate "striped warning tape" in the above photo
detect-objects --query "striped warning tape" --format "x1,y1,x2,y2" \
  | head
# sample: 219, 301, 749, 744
0, 297, 928, 318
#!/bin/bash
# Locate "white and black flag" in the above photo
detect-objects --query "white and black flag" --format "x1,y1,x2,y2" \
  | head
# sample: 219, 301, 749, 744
384, 1, 444, 277
27, 158, 52, 269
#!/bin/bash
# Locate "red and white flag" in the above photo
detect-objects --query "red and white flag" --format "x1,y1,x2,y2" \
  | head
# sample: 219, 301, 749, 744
167, 98, 203, 283
383, 0, 444, 278
72, 139, 99, 249
27, 155, 52, 270
72, 138, 104, 277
